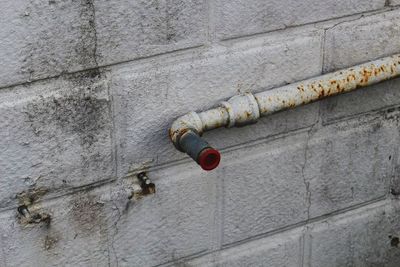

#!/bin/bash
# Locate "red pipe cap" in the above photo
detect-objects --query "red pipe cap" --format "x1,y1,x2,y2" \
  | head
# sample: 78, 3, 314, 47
198, 148, 221, 171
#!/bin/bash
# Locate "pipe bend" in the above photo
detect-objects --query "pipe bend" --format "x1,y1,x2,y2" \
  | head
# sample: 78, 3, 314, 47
169, 111, 204, 151
169, 111, 222, 171
169, 93, 260, 170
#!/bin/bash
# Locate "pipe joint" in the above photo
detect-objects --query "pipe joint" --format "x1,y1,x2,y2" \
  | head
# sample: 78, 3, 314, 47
221, 92, 260, 128
169, 111, 203, 151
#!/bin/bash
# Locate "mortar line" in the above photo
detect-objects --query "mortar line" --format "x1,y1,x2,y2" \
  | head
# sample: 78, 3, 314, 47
0, 45, 204, 91
160, 197, 392, 267
220, 6, 399, 43
220, 196, 387, 250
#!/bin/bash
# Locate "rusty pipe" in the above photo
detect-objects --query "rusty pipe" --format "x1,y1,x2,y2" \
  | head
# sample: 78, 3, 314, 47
169, 54, 400, 170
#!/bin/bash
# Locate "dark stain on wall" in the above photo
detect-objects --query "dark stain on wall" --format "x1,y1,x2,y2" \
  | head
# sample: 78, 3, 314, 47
77, 0, 99, 68
20, 0, 99, 81
390, 235, 400, 247
24, 73, 109, 149
69, 193, 106, 235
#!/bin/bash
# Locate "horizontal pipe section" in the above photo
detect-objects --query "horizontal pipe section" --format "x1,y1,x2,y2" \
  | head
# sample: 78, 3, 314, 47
169, 54, 400, 170
198, 107, 229, 132
255, 55, 400, 115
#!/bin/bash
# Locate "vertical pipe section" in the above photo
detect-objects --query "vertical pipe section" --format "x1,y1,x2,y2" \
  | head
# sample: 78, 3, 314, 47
179, 131, 221, 170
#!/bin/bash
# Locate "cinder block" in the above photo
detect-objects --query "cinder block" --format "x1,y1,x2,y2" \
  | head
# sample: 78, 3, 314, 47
0, 190, 110, 267
214, 0, 385, 40
107, 165, 216, 267
94, 0, 207, 66
187, 228, 302, 267
393, 128, 400, 196
112, 31, 322, 176
321, 78, 400, 124
307, 200, 400, 267
0, 0, 98, 87
306, 116, 397, 219
0, 71, 114, 209
0, 163, 216, 267
221, 133, 309, 245
390, 0, 400, 6
324, 10, 400, 72
222, 113, 397, 245
0, 0, 207, 88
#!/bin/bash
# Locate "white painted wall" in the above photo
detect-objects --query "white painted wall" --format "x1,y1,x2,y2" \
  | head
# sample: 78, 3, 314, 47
1, 1, 400, 266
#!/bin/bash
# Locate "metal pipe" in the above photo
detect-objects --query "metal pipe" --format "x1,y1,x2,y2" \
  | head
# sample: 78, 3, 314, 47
169, 54, 400, 170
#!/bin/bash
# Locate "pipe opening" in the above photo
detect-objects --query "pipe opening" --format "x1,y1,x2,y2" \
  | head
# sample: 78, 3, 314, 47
198, 148, 220, 171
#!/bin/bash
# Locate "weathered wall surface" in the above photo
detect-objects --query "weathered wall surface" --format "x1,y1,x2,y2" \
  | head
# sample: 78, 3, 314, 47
1, 1, 400, 266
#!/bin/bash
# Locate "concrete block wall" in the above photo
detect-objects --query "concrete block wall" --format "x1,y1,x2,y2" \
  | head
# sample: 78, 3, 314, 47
0, 1, 400, 266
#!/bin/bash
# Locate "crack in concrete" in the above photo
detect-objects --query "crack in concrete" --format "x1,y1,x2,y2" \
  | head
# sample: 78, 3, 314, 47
301, 129, 312, 221
79, 0, 99, 68
87, 0, 99, 67
301, 106, 321, 221
110, 197, 122, 267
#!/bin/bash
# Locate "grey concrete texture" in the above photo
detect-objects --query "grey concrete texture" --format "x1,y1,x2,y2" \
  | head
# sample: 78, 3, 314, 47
220, 109, 399, 245
188, 200, 400, 267
107, 165, 216, 267
214, 0, 385, 39
94, 0, 207, 66
390, 0, 400, 6
2, 104, 398, 266
220, 132, 309, 245
0, 0, 98, 87
112, 30, 323, 177
0, 0, 207, 88
187, 228, 302, 267
305, 114, 398, 219
324, 10, 400, 72
0, 164, 216, 267
1, 1, 400, 266
0, 70, 114, 209
321, 78, 400, 124
0, 191, 110, 267
306, 200, 400, 267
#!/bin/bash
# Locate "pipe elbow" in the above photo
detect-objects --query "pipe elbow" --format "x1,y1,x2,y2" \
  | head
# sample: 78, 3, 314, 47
169, 93, 260, 171
169, 112, 221, 171
169, 111, 204, 150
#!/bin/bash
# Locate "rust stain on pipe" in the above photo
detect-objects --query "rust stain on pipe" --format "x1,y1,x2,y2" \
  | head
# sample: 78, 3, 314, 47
169, 54, 400, 170
255, 55, 400, 115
